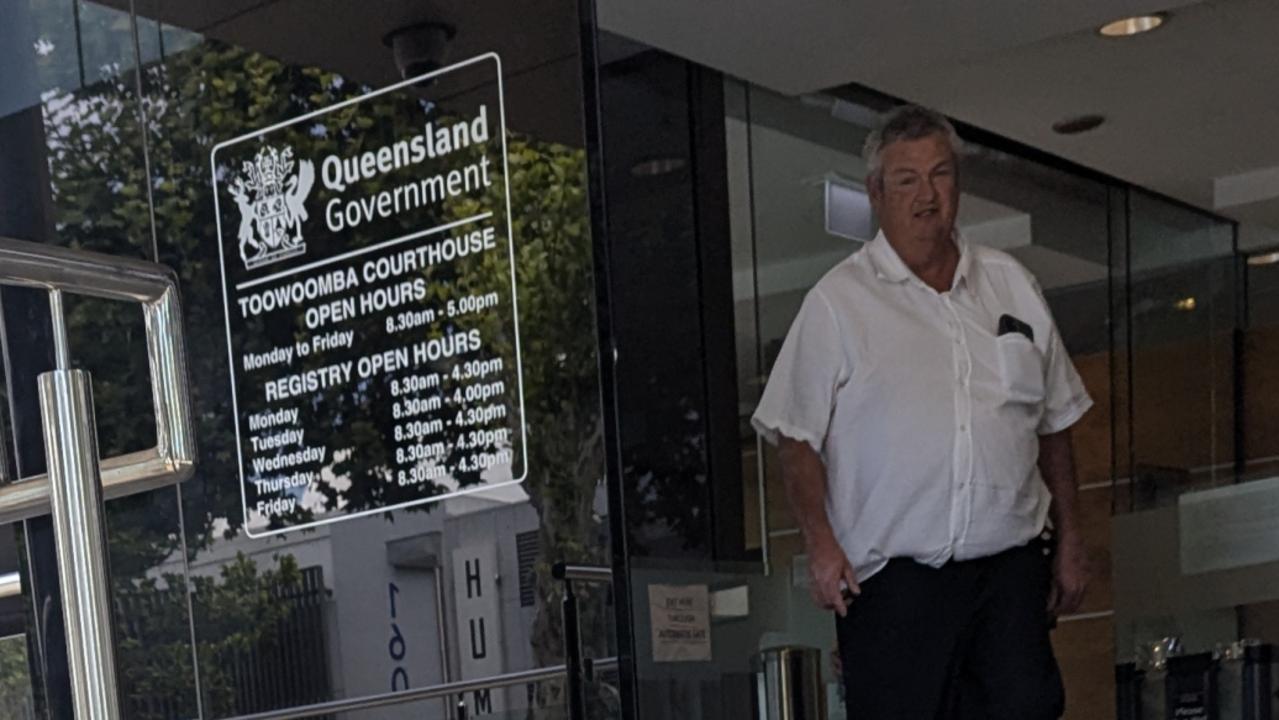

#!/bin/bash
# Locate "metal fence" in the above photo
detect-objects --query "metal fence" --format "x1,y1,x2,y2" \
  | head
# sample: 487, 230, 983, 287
114, 565, 332, 719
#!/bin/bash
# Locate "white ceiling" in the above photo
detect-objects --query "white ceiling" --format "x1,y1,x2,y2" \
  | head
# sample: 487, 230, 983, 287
599, 0, 1279, 250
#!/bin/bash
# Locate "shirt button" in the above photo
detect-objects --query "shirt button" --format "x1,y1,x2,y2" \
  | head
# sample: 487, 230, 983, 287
959, 424, 968, 433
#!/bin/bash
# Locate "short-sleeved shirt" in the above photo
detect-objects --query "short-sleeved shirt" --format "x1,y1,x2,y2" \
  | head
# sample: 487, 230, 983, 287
751, 230, 1093, 583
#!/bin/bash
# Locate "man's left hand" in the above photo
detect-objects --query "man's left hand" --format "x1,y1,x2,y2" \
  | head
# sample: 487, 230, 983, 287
1048, 533, 1091, 617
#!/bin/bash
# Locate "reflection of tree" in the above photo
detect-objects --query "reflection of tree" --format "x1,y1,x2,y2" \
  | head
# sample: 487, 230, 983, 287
115, 554, 325, 718
0, 634, 37, 719
622, 392, 711, 555
450, 139, 614, 699
45, 37, 610, 713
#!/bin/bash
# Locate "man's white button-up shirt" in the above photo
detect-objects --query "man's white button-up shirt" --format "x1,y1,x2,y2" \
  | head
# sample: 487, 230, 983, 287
752, 231, 1093, 583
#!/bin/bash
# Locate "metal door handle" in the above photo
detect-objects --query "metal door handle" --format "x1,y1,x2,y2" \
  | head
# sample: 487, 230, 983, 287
40, 369, 122, 720
0, 236, 197, 720
0, 236, 196, 522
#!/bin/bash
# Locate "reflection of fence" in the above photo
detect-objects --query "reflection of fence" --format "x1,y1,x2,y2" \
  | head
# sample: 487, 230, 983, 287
218, 566, 331, 716
115, 565, 332, 719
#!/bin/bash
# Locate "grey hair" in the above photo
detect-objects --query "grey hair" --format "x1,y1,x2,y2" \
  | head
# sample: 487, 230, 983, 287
863, 105, 964, 183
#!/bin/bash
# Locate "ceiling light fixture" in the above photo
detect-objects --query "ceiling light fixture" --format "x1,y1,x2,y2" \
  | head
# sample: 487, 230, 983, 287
1098, 13, 1167, 38
1174, 297, 1197, 311
1248, 251, 1279, 267
630, 157, 686, 178
1052, 114, 1106, 135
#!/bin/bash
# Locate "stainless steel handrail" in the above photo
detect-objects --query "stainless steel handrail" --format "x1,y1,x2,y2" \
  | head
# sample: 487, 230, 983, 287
0, 236, 196, 522
550, 562, 614, 720
0, 572, 19, 599
222, 657, 620, 720
0, 237, 196, 719
40, 370, 122, 719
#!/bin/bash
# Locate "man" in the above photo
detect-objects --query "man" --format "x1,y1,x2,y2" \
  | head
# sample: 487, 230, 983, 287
751, 105, 1093, 720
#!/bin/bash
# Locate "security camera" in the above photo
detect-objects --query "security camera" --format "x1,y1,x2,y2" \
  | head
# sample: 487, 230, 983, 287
383, 22, 456, 80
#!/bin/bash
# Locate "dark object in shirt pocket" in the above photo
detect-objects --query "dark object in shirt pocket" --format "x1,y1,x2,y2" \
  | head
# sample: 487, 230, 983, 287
997, 313, 1034, 342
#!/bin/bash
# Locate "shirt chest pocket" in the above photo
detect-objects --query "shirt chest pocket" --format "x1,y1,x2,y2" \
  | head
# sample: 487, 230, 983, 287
996, 333, 1045, 404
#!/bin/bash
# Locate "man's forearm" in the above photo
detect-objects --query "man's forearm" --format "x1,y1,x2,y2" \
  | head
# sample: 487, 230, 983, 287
779, 436, 859, 607
1038, 430, 1081, 538
779, 437, 837, 544
1039, 428, 1091, 613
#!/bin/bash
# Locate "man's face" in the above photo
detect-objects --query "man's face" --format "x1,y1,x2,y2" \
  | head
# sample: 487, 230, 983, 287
868, 133, 959, 247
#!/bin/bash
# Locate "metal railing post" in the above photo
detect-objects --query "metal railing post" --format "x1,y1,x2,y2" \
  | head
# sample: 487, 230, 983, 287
552, 563, 612, 720
562, 578, 586, 720
38, 368, 121, 720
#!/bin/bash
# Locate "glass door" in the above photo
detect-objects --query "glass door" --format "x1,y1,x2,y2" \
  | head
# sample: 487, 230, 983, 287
1, 1, 618, 718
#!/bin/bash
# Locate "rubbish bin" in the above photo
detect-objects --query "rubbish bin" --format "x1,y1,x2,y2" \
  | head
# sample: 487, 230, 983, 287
752, 646, 827, 720
1165, 652, 1217, 720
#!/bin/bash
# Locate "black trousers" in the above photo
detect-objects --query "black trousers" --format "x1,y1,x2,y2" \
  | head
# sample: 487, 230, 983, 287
835, 542, 1065, 720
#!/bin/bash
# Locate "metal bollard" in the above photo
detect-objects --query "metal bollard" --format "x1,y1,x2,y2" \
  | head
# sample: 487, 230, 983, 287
38, 369, 121, 720
752, 646, 826, 720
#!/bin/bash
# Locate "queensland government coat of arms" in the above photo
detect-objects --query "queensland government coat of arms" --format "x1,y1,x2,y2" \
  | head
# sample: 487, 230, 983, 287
228, 145, 315, 270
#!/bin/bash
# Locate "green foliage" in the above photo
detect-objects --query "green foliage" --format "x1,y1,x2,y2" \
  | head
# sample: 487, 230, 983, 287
114, 553, 310, 718
0, 635, 36, 719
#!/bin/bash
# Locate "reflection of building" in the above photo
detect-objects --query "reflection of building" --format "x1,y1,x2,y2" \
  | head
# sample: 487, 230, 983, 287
145, 487, 556, 719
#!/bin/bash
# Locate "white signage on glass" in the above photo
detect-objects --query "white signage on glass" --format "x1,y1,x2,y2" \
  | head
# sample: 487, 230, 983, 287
230, 146, 315, 269
211, 53, 527, 537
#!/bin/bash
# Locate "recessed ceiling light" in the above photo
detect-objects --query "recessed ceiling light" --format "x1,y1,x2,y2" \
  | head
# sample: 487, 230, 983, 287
1098, 13, 1167, 37
1248, 251, 1279, 266
630, 157, 686, 178
1052, 114, 1106, 135
1174, 297, 1197, 311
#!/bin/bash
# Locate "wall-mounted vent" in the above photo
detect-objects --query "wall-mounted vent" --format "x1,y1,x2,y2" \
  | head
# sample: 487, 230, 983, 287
516, 530, 539, 607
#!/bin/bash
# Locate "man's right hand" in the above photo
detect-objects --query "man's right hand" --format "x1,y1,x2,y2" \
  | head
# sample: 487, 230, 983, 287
777, 436, 860, 616
807, 533, 860, 617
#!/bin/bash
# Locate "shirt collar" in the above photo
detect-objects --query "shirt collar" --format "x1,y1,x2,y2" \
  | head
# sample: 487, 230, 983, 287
866, 228, 974, 291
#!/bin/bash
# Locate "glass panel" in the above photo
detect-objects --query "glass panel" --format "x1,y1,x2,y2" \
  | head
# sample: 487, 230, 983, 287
956, 146, 1116, 720
4, 1, 611, 719
1110, 190, 1241, 678
1243, 252, 1279, 480
1126, 191, 1236, 508
728, 85, 871, 593
598, 47, 717, 561
129, 1, 613, 718
2, 2, 198, 717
